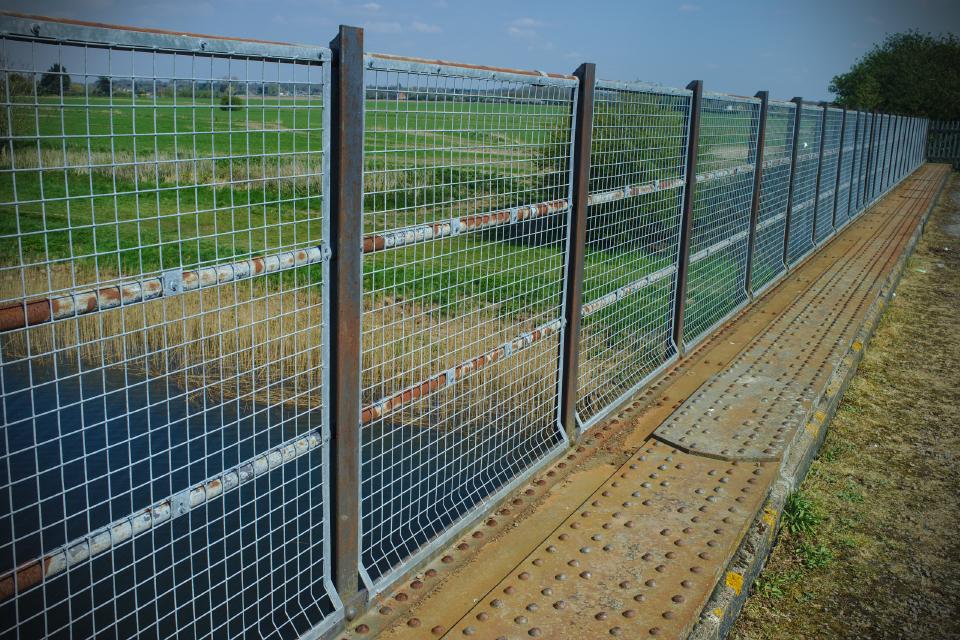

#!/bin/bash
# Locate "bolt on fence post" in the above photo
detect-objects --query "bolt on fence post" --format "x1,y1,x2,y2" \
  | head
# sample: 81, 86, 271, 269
781, 97, 804, 267
831, 106, 847, 230
810, 101, 829, 244
744, 90, 768, 298
328, 23, 365, 617
559, 62, 595, 443
671, 79, 703, 356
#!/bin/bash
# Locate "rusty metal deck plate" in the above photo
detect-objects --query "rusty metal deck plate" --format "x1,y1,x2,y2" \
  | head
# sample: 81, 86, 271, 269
654, 175, 932, 461
352, 167, 948, 640
444, 440, 776, 638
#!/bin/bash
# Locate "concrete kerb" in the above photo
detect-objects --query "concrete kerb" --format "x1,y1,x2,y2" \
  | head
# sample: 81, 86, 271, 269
687, 166, 951, 640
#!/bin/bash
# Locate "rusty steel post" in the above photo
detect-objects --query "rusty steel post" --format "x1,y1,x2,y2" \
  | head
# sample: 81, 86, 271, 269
744, 90, 768, 298
559, 62, 595, 443
671, 79, 703, 355
863, 111, 876, 205
846, 110, 859, 219
831, 106, 847, 230
781, 97, 804, 268
810, 101, 829, 244
328, 24, 365, 617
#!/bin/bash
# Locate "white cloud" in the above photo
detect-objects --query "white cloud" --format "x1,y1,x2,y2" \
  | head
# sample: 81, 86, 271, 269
412, 21, 442, 33
678, 3, 702, 11
364, 20, 402, 33
361, 2, 381, 10
432, 0, 449, 7
507, 17, 543, 39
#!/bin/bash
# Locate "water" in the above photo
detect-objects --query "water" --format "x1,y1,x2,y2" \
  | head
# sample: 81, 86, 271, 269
0, 356, 334, 639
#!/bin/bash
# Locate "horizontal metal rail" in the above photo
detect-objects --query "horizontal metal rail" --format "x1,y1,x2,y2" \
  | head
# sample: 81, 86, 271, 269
0, 245, 329, 332
0, 149, 837, 337
0, 430, 323, 602
358, 198, 797, 430
359, 318, 564, 425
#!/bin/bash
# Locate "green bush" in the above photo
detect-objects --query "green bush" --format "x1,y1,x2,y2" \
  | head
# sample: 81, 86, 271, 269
219, 93, 244, 111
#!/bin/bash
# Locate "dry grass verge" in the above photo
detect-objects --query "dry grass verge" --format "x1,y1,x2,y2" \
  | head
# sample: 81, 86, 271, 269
731, 173, 960, 640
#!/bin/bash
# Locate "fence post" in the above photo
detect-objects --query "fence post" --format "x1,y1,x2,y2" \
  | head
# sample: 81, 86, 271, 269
863, 111, 876, 205
671, 79, 703, 355
744, 90, 768, 298
831, 106, 847, 230
781, 97, 804, 265
810, 101, 829, 244
328, 24, 365, 617
559, 62, 595, 443
845, 110, 859, 221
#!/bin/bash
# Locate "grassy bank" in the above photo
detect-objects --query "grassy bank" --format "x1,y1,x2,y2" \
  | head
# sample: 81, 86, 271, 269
731, 172, 960, 639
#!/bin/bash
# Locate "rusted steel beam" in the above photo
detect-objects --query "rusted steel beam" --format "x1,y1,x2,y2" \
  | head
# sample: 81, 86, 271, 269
0, 245, 326, 332
559, 62, 595, 442
0, 431, 321, 602
367, 51, 576, 80
0, 154, 818, 337
671, 79, 703, 355
831, 107, 848, 230
781, 97, 804, 266
744, 90, 769, 297
328, 24, 365, 614
810, 101, 829, 244
0, 10, 303, 46
361, 318, 564, 426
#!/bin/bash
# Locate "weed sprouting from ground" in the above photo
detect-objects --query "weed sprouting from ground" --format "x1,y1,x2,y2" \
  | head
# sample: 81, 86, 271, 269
783, 491, 820, 535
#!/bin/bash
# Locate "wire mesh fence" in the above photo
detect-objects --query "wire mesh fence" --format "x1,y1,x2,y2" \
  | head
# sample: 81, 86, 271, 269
750, 100, 795, 294
681, 94, 759, 349
358, 56, 576, 588
786, 104, 822, 264
814, 107, 843, 244
575, 81, 689, 430
0, 16, 340, 640
927, 120, 959, 167
0, 12, 932, 638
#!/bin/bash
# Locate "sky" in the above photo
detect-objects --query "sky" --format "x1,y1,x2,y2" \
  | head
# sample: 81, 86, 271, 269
5, 0, 959, 101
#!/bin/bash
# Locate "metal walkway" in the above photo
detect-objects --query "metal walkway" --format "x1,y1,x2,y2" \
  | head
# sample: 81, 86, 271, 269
342, 164, 950, 640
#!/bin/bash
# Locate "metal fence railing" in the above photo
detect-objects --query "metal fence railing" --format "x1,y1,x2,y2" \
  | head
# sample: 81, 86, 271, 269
0, 13, 931, 639
928, 120, 959, 167
0, 13, 341, 640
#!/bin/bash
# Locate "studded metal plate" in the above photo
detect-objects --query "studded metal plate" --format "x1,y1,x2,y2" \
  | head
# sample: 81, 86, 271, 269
654, 169, 938, 461
444, 440, 776, 639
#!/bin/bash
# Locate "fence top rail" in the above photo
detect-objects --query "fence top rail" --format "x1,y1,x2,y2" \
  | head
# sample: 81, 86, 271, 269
769, 98, 798, 108
366, 51, 578, 85
702, 90, 761, 104
595, 78, 692, 97
0, 11, 330, 60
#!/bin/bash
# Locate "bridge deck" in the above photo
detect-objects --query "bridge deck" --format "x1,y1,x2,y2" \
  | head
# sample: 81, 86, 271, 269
342, 164, 950, 640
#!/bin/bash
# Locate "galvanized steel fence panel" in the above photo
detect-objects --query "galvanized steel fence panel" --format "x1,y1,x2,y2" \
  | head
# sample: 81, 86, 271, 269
681, 94, 759, 349
358, 56, 576, 589
834, 110, 857, 227
927, 120, 959, 167
575, 81, 690, 430
851, 111, 867, 216
0, 16, 340, 640
750, 100, 795, 294
814, 107, 843, 243
786, 104, 822, 264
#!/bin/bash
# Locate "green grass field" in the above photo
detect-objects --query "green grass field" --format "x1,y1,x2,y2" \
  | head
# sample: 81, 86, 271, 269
0, 94, 754, 335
